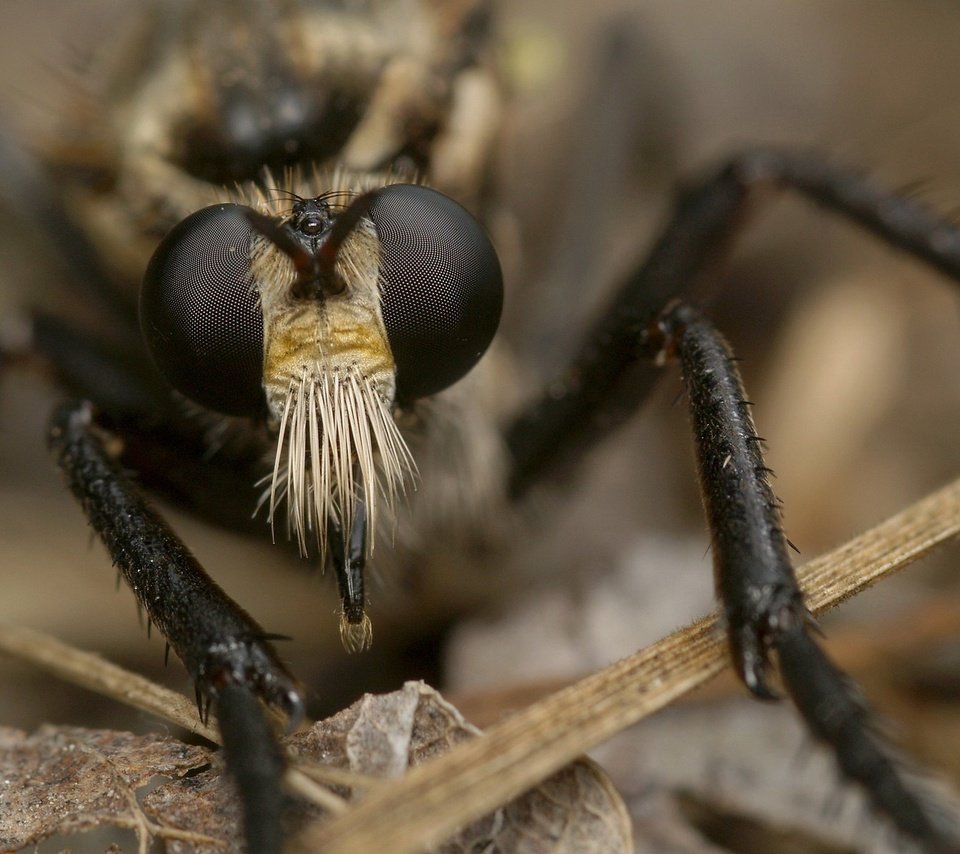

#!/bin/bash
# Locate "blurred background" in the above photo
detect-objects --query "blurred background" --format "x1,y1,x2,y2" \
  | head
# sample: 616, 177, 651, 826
4, 1, 960, 850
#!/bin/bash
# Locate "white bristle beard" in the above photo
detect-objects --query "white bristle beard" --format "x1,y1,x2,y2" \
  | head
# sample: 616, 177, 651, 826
258, 364, 417, 560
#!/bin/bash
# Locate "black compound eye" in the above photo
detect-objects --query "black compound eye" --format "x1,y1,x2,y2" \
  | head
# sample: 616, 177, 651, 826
368, 184, 503, 401
140, 204, 264, 416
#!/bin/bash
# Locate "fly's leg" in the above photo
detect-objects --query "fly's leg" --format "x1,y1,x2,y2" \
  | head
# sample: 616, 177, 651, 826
505, 151, 960, 848
507, 147, 960, 496
217, 683, 289, 854
641, 301, 959, 849
48, 399, 303, 851
642, 302, 802, 700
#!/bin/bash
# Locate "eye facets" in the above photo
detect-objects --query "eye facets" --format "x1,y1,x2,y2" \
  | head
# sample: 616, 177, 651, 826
370, 184, 503, 402
140, 204, 265, 416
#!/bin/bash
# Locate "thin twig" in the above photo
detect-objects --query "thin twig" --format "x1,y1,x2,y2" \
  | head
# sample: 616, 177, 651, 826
291, 758, 389, 792
284, 767, 351, 814
0, 624, 219, 742
302, 475, 960, 853
0, 623, 361, 811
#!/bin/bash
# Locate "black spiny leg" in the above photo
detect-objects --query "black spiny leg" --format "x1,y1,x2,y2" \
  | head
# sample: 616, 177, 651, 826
643, 302, 806, 699
507, 148, 960, 496
217, 684, 288, 854
778, 628, 951, 848
48, 399, 304, 850
642, 302, 959, 851
504, 151, 960, 848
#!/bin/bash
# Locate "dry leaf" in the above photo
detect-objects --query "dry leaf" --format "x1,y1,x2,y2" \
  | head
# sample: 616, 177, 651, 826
1, 683, 630, 851
143, 762, 262, 853
0, 725, 213, 851
288, 681, 633, 853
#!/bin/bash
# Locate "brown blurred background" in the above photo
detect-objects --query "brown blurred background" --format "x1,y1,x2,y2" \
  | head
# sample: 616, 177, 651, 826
4, 1, 960, 850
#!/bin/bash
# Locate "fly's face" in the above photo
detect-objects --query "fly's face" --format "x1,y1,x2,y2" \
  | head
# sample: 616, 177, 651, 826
139, 172, 504, 643
250, 186, 406, 561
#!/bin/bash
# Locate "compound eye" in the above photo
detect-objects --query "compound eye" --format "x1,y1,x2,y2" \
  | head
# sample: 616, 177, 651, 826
140, 204, 264, 416
368, 185, 503, 402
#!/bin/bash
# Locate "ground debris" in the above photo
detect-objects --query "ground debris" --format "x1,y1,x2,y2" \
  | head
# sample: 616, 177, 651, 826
290, 681, 633, 853
0, 724, 212, 850
1, 682, 632, 852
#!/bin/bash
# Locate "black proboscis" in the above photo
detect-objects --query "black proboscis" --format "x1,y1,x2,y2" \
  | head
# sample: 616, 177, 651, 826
327, 479, 369, 630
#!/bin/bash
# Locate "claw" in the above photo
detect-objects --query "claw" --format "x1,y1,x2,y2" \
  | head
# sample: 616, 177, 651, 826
730, 625, 780, 700
728, 598, 808, 700
740, 652, 779, 700
281, 689, 307, 734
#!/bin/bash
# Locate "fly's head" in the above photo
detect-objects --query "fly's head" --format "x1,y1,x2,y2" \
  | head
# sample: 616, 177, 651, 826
39, 0, 500, 291
35, 0, 503, 647
139, 174, 503, 611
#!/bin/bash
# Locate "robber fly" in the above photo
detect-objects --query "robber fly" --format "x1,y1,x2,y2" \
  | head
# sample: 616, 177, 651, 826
6, 1, 960, 852
2, 0, 516, 847
17, 0, 511, 625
